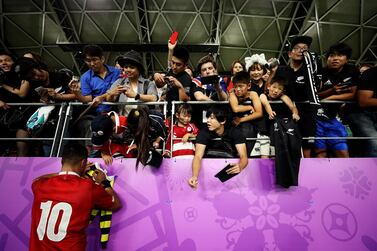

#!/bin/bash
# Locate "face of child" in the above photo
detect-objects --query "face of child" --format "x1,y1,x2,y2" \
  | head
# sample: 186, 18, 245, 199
268, 82, 284, 99
249, 65, 264, 81
234, 82, 250, 97
232, 62, 244, 75
176, 111, 191, 126
262, 69, 270, 82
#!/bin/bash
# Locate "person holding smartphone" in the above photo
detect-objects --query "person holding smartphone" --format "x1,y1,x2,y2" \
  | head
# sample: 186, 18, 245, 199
188, 104, 248, 189
100, 50, 158, 116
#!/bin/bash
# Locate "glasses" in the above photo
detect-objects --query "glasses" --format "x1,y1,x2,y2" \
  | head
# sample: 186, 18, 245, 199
84, 57, 101, 63
292, 46, 308, 52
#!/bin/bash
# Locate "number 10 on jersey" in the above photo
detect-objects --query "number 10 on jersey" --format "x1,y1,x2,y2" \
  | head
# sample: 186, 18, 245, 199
37, 201, 72, 242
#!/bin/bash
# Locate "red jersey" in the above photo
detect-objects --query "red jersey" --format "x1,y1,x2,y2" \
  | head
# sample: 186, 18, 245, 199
29, 171, 114, 251
166, 123, 199, 157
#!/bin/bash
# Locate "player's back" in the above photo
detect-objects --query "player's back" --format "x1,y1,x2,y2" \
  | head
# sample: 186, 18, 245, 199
29, 172, 96, 251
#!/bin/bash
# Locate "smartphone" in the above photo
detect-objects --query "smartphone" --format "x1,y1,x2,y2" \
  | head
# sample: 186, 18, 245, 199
214, 163, 239, 182
201, 75, 220, 85
169, 31, 179, 44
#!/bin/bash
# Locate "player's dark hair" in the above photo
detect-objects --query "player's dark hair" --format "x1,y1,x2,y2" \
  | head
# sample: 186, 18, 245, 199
61, 143, 88, 165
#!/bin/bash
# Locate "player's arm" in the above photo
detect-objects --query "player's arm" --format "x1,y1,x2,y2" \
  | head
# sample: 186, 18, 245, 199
93, 170, 122, 211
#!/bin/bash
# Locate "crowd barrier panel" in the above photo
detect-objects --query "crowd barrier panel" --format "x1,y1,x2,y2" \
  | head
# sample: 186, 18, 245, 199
1, 157, 377, 250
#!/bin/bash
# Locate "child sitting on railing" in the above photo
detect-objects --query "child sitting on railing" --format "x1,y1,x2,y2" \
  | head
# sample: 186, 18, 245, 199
164, 103, 198, 158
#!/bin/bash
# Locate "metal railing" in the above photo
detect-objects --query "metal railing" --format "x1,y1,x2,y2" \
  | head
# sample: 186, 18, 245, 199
1, 100, 376, 157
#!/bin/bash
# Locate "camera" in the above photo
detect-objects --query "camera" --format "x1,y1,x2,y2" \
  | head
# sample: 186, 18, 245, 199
265, 58, 280, 69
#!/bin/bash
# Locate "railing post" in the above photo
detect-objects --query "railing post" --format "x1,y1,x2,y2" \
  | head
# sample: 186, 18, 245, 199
56, 103, 73, 156
50, 103, 67, 157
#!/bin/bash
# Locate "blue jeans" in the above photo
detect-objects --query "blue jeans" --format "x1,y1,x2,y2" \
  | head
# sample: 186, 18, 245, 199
346, 111, 377, 157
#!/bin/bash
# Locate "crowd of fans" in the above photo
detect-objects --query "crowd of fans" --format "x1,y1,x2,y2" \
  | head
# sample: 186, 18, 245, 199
0, 35, 376, 161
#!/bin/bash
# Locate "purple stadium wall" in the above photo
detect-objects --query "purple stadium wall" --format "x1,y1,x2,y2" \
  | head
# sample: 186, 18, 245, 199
0, 158, 376, 250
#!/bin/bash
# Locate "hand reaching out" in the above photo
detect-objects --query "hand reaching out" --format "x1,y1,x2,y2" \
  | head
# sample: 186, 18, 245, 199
101, 152, 113, 165
188, 176, 198, 189
0, 100, 10, 109
69, 79, 81, 94
268, 111, 276, 120
226, 163, 243, 174
292, 113, 300, 121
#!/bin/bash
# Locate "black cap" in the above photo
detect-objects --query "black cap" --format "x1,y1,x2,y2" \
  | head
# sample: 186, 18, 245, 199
290, 35, 313, 50
91, 114, 113, 146
116, 50, 144, 72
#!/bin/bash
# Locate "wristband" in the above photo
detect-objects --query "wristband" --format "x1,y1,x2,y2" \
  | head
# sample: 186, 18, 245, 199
135, 94, 140, 100
101, 179, 111, 188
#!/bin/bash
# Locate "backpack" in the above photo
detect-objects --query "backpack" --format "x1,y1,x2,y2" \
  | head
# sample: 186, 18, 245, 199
26, 105, 55, 136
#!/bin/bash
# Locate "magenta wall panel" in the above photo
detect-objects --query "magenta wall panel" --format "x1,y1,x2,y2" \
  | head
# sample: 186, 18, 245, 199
0, 158, 376, 250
